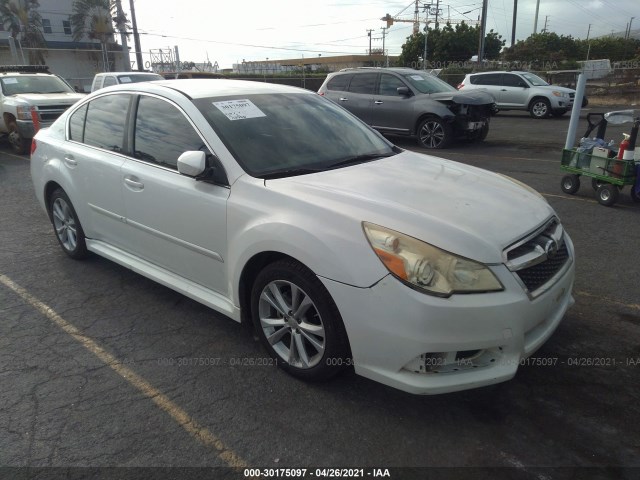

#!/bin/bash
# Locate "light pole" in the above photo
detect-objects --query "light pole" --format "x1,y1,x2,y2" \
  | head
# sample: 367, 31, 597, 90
422, 21, 431, 70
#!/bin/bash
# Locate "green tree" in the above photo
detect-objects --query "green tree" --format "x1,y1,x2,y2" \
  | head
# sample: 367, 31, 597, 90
0, 0, 47, 65
71, 0, 129, 71
502, 33, 584, 67
398, 22, 505, 67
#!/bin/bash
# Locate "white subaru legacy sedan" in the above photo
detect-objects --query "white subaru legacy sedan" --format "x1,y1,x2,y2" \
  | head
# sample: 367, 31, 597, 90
31, 79, 575, 394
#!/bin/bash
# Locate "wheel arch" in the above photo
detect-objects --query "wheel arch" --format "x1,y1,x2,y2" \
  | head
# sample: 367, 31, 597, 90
527, 95, 551, 111
44, 180, 64, 221
238, 250, 298, 326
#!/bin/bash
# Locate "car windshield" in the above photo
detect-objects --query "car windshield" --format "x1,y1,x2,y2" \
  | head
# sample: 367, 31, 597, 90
401, 72, 457, 94
0, 75, 74, 95
521, 73, 549, 86
194, 93, 396, 178
116, 74, 162, 83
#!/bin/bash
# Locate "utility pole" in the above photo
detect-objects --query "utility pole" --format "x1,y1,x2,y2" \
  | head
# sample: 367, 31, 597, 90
511, 0, 517, 47
114, 0, 130, 71
129, 0, 144, 70
542, 15, 549, 33
533, 0, 540, 34
477, 0, 488, 64
586, 23, 592, 41
381, 27, 388, 67
627, 17, 635, 39
366, 29, 373, 56
434, 0, 440, 29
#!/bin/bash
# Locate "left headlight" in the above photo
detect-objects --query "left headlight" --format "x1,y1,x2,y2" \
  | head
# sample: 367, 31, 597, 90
363, 222, 503, 297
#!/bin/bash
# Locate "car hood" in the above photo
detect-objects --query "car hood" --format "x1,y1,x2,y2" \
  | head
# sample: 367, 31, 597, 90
265, 150, 555, 264
10, 92, 86, 105
427, 89, 495, 105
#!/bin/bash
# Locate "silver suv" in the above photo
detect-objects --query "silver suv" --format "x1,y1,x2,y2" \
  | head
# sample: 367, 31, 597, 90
458, 71, 583, 119
318, 68, 494, 149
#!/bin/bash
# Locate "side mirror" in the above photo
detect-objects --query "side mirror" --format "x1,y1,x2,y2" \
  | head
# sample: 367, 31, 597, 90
177, 150, 229, 186
397, 86, 411, 96
177, 151, 206, 177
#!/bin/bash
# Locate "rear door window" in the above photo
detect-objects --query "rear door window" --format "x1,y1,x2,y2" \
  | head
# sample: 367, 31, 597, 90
347, 73, 377, 94
83, 94, 131, 153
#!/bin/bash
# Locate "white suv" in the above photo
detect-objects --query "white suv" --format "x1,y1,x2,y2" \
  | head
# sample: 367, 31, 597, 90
458, 71, 583, 119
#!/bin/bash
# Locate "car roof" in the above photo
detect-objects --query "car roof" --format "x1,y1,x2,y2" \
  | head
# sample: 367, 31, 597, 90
95, 72, 162, 76
99, 79, 312, 99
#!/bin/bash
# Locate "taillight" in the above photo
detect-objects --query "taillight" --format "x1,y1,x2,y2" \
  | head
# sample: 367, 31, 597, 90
30, 138, 37, 156
456, 83, 464, 90
318, 91, 325, 96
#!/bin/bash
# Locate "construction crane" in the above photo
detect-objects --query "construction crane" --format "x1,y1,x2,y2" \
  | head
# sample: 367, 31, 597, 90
381, 0, 479, 33
381, 0, 421, 34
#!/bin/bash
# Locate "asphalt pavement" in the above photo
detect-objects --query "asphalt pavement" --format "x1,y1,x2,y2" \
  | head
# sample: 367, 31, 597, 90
0, 108, 639, 480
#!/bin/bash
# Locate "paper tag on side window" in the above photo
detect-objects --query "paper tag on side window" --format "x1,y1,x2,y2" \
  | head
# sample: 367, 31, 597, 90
212, 99, 266, 121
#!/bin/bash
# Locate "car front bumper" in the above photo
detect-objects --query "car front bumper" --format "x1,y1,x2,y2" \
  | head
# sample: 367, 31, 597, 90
321, 237, 575, 395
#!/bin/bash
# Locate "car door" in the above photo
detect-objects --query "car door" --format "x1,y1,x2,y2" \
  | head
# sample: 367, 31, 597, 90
120, 94, 230, 295
61, 94, 131, 247
469, 73, 502, 104
369, 73, 412, 134
336, 72, 377, 125
497, 73, 529, 108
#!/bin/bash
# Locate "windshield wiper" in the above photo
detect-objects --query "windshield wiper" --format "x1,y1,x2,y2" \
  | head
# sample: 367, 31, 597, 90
260, 167, 324, 179
325, 152, 395, 169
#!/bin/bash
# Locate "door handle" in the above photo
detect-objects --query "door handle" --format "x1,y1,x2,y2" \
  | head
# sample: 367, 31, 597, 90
374, 100, 384, 105
500, 89, 507, 91
63, 155, 77, 167
338, 97, 348, 102
124, 176, 144, 190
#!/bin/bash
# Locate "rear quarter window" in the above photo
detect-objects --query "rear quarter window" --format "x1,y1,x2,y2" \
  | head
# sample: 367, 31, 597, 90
470, 74, 501, 86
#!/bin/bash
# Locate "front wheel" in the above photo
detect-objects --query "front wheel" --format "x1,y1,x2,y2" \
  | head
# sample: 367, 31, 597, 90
596, 184, 619, 207
417, 117, 452, 149
49, 189, 88, 259
530, 98, 551, 119
251, 259, 350, 381
561, 175, 580, 194
7, 122, 29, 154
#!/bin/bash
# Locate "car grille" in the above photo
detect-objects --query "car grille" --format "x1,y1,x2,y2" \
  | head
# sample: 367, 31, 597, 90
37, 104, 73, 122
504, 218, 572, 298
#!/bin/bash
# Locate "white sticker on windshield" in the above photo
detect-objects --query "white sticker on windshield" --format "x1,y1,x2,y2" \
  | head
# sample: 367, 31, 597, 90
212, 99, 266, 121
2, 78, 18, 84
409, 75, 425, 81
119, 76, 132, 83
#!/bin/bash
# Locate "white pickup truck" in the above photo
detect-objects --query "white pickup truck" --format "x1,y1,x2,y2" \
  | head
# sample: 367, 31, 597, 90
0, 66, 85, 154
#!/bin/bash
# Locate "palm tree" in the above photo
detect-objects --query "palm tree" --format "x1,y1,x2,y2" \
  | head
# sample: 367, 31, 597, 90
0, 0, 47, 65
71, 0, 129, 72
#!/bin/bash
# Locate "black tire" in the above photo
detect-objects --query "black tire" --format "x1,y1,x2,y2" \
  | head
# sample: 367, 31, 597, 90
250, 259, 350, 381
529, 98, 551, 119
7, 122, 29, 155
49, 188, 88, 259
582, 96, 589, 108
560, 175, 580, 194
596, 184, 619, 207
630, 186, 640, 203
417, 117, 453, 149
592, 178, 604, 191
471, 123, 489, 142
552, 109, 568, 117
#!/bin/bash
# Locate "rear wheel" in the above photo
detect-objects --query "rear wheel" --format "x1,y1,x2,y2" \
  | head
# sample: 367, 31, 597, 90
596, 183, 619, 206
417, 117, 452, 149
49, 188, 88, 259
251, 259, 350, 381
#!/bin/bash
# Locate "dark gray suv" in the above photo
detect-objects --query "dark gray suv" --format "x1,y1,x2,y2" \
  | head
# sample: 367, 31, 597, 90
318, 68, 495, 149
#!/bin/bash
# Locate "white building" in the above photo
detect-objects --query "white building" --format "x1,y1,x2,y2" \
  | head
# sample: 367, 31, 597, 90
0, 0, 128, 92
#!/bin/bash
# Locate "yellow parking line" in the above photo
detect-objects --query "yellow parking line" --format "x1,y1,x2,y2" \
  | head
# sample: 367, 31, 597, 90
1, 151, 29, 161
0, 273, 248, 468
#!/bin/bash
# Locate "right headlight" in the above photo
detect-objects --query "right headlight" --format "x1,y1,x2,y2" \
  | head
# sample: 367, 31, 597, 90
363, 222, 503, 297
